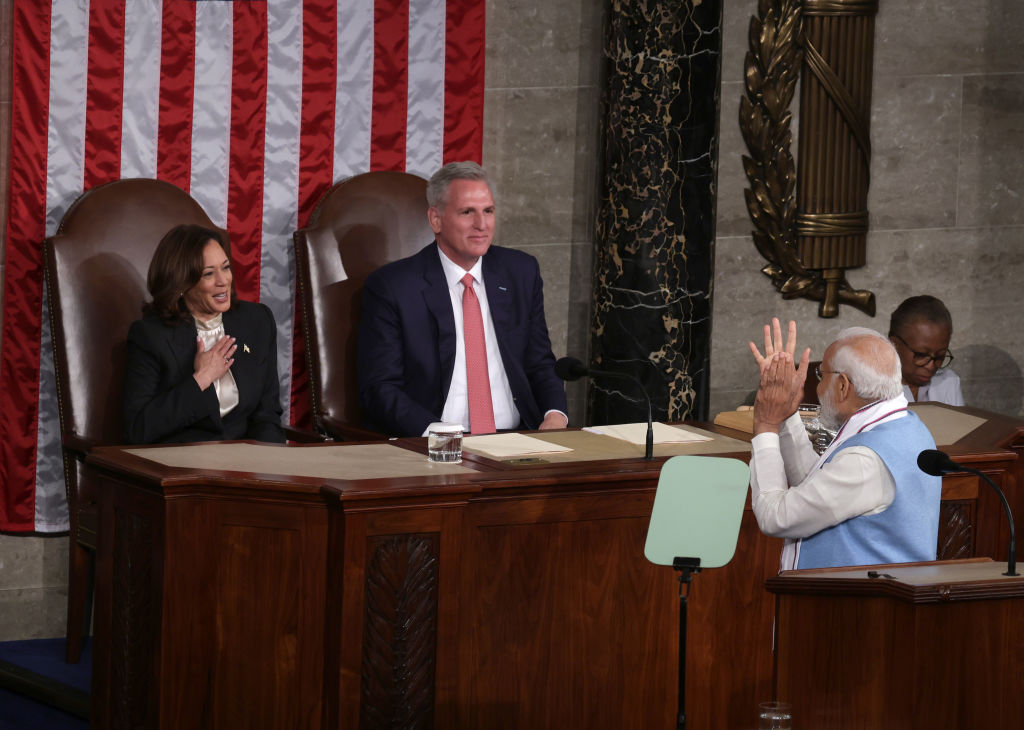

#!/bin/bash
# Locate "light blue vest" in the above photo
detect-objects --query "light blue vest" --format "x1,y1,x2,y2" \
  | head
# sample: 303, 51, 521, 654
797, 411, 941, 570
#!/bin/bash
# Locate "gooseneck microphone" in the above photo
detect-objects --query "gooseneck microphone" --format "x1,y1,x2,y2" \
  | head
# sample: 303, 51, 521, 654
918, 449, 1018, 576
555, 357, 654, 460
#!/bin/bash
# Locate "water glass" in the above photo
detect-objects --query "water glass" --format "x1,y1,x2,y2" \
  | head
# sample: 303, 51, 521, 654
427, 422, 463, 463
758, 701, 792, 730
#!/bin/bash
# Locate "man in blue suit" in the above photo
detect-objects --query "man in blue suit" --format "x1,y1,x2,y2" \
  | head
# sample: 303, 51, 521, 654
357, 161, 568, 437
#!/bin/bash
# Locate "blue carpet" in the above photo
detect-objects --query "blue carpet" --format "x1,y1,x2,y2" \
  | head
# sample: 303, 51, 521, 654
0, 687, 88, 730
0, 638, 90, 729
0, 638, 91, 693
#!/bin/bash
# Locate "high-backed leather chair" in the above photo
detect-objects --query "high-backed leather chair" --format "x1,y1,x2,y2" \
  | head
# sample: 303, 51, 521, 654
294, 171, 433, 440
803, 361, 823, 405
43, 178, 226, 662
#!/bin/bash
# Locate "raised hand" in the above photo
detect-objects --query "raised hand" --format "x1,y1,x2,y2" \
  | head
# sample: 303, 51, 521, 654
193, 335, 236, 390
752, 349, 810, 435
748, 317, 804, 374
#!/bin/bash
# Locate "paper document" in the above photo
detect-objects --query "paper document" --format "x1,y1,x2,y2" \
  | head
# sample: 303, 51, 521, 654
463, 432, 574, 458
583, 422, 713, 446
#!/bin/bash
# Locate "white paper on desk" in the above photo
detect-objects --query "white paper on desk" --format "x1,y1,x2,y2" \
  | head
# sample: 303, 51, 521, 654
463, 432, 573, 458
583, 422, 713, 445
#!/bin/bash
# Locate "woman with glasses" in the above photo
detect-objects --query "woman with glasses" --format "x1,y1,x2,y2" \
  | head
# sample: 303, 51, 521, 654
888, 295, 963, 406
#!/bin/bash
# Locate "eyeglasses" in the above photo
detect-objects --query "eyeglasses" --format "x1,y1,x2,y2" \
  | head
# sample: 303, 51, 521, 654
815, 364, 845, 381
891, 334, 954, 369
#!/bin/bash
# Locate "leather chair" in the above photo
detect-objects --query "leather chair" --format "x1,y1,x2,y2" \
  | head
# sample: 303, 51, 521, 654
803, 361, 823, 405
43, 178, 227, 662
294, 171, 433, 440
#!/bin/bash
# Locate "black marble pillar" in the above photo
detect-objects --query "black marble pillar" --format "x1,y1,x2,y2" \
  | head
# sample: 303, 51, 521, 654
588, 0, 723, 426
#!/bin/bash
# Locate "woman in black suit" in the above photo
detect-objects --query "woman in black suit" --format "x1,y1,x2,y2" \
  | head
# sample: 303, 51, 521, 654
123, 224, 285, 444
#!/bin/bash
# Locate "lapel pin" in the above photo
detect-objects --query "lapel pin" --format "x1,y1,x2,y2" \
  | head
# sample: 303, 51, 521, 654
243, 344, 251, 354
498, 286, 508, 292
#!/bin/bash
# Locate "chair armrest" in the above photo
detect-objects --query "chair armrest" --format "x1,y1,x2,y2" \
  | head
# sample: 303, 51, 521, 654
282, 425, 327, 444
320, 415, 386, 442
62, 432, 101, 459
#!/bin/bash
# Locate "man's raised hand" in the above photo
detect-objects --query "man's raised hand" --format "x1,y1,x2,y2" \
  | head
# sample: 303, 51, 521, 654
748, 317, 810, 376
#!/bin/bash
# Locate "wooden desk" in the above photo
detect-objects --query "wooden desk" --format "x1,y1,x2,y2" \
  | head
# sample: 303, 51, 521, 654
85, 408, 1023, 730
767, 559, 1024, 728
920, 403, 1024, 563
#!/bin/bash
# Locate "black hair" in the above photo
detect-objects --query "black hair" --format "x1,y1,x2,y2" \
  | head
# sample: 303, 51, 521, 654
888, 295, 953, 337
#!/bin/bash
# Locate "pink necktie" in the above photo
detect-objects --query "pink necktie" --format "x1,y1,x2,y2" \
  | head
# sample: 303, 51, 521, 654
461, 273, 495, 434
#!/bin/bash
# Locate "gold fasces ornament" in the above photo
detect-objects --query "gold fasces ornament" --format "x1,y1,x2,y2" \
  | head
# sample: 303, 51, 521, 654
740, 0, 877, 318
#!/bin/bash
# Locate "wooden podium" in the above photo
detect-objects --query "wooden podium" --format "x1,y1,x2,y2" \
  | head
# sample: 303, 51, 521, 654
766, 559, 1024, 729
82, 404, 1024, 730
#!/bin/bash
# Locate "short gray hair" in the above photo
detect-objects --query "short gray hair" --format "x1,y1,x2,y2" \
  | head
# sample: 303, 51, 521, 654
426, 161, 492, 209
831, 327, 902, 401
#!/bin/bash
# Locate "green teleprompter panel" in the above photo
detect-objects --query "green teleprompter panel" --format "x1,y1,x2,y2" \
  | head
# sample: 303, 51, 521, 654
645, 455, 750, 569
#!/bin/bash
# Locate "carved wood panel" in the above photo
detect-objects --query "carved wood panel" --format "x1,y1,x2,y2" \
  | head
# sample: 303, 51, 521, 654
937, 500, 974, 561
360, 534, 440, 730
111, 509, 157, 730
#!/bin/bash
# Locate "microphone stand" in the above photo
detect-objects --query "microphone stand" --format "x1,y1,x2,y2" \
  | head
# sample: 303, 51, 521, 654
554, 357, 654, 460
922, 450, 1017, 576
672, 556, 701, 730
588, 368, 654, 460
955, 464, 1018, 577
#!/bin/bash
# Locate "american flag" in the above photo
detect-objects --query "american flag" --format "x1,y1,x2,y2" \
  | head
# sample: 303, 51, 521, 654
0, 0, 485, 531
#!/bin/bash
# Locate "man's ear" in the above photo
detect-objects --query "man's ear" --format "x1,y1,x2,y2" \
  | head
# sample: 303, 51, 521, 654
837, 373, 852, 401
427, 206, 442, 234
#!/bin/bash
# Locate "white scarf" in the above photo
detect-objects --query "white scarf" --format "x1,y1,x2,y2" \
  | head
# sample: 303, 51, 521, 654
810, 394, 910, 471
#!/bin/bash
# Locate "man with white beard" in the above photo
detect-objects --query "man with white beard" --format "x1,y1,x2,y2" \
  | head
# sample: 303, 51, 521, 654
747, 319, 942, 571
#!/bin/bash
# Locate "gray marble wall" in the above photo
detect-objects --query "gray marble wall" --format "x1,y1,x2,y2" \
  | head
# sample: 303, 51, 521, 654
482, 0, 605, 423
0, 533, 68, 639
713, 0, 1024, 417
5, 0, 1024, 641
487, 0, 1024, 424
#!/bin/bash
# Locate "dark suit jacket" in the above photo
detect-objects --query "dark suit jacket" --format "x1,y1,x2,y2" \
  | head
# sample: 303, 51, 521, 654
123, 300, 285, 444
357, 243, 568, 437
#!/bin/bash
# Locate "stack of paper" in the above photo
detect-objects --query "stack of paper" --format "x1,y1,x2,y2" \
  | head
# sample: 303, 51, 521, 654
583, 422, 713, 445
463, 433, 574, 459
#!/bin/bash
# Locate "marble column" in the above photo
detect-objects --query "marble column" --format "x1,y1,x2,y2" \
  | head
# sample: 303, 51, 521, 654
588, 0, 723, 425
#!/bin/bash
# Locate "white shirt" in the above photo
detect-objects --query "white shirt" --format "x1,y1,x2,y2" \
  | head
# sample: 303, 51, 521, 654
193, 313, 239, 418
903, 367, 963, 406
436, 249, 520, 432
750, 396, 911, 571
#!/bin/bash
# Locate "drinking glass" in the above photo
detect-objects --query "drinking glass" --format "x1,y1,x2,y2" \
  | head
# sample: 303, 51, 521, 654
758, 701, 792, 730
427, 422, 463, 463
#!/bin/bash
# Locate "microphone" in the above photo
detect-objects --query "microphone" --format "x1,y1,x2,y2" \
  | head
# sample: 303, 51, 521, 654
554, 357, 589, 381
555, 357, 654, 460
918, 449, 1017, 576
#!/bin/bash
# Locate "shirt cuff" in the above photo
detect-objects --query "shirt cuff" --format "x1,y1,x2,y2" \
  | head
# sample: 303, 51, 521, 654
543, 409, 569, 427
752, 430, 780, 453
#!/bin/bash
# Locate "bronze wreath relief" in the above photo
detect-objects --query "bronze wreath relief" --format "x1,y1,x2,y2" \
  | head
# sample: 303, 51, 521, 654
741, 0, 878, 317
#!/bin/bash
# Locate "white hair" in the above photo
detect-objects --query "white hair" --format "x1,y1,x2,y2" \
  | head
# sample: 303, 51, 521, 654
830, 327, 902, 401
